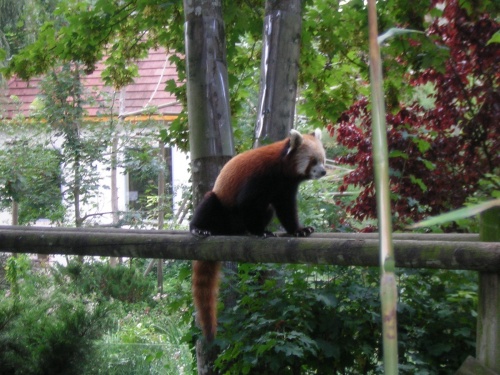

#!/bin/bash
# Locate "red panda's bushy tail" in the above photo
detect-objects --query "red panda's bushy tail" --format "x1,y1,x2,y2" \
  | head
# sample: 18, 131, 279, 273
192, 260, 221, 342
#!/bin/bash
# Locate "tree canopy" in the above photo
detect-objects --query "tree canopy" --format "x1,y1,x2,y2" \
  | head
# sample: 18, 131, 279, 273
332, 1, 499, 228
2, 0, 499, 227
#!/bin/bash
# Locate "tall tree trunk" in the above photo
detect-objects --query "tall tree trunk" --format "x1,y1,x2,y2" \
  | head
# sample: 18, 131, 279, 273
157, 140, 166, 294
11, 200, 18, 226
184, 0, 234, 202
252, 0, 304, 319
74, 150, 81, 228
109, 134, 120, 267
73, 136, 84, 263
184, 0, 234, 373
110, 135, 119, 225
110, 88, 126, 267
12, 200, 18, 257
254, 0, 302, 146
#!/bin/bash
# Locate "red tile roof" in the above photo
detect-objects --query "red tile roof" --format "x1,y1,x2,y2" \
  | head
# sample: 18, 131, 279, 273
2, 48, 183, 121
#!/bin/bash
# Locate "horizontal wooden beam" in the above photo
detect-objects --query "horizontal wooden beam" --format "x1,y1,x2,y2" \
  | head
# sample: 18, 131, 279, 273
456, 356, 499, 375
0, 226, 497, 271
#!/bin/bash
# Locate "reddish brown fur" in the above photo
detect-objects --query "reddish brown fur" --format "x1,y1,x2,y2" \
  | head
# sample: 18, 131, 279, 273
213, 138, 290, 206
192, 260, 221, 342
213, 133, 321, 207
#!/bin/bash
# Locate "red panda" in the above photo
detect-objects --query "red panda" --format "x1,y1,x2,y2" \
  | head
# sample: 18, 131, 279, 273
190, 129, 326, 341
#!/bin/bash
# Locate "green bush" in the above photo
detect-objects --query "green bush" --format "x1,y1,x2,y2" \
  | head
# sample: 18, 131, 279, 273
56, 261, 154, 303
209, 264, 477, 374
0, 256, 194, 375
0, 256, 110, 375
85, 311, 194, 375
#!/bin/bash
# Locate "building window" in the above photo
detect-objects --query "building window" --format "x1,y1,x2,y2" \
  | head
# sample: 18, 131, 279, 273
125, 146, 173, 218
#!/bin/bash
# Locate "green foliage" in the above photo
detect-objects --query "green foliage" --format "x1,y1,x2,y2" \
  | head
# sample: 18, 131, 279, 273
86, 304, 194, 375
0, 256, 111, 375
35, 63, 115, 225
56, 261, 154, 303
397, 269, 477, 372
297, 178, 350, 232
4, 254, 31, 295
411, 199, 500, 229
300, 0, 370, 127
78, 260, 194, 374
0, 0, 58, 58
0, 257, 195, 374
208, 265, 476, 374
487, 30, 500, 44
0, 140, 64, 224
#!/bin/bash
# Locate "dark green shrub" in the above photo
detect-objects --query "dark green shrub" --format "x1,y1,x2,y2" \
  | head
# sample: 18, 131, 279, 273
0, 256, 110, 375
210, 264, 477, 374
57, 261, 154, 303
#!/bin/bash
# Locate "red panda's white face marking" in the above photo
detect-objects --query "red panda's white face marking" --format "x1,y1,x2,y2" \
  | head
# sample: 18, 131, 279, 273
289, 129, 326, 180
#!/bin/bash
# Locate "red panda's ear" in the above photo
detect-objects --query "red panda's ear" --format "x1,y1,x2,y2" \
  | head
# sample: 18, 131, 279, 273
311, 128, 322, 140
289, 130, 303, 152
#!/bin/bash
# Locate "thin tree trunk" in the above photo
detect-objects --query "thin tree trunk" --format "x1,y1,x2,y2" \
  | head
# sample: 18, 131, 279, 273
157, 140, 166, 294
109, 134, 120, 267
110, 87, 126, 267
11, 200, 18, 226
73, 133, 84, 263
254, 0, 302, 146
74, 150, 81, 228
12, 200, 18, 257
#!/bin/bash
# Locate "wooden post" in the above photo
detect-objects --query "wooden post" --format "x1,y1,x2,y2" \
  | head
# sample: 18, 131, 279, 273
477, 207, 500, 373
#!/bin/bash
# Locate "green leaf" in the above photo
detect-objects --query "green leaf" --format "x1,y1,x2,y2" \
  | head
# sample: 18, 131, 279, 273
409, 199, 500, 228
275, 343, 303, 357
389, 150, 408, 159
378, 28, 425, 45
315, 292, 338, 308
413, 138, 431, 153
410, 175, 427, 192
420, 158, 436, 171
316, 338, 340, 359
428, 342, 452, 356
486, 30, 500, 45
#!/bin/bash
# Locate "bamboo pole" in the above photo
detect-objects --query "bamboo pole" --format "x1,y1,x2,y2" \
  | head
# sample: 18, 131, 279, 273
367, 0, 399, 372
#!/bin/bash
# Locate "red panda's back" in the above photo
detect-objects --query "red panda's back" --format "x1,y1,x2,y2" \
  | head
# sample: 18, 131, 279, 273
212, 139, 288, 206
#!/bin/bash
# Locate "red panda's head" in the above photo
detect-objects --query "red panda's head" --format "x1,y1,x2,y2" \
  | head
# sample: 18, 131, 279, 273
287, 129, 327, 180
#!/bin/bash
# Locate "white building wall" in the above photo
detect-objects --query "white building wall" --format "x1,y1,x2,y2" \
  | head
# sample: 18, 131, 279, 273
0, 144, 191, 228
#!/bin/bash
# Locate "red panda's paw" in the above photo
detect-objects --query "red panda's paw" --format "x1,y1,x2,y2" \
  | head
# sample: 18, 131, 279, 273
294, 227, 315, 237
190, 227, 212, 237
262, 231, 277, 238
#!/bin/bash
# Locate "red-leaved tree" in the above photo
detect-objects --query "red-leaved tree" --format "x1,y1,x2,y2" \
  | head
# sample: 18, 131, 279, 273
330, 0, 499, 230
